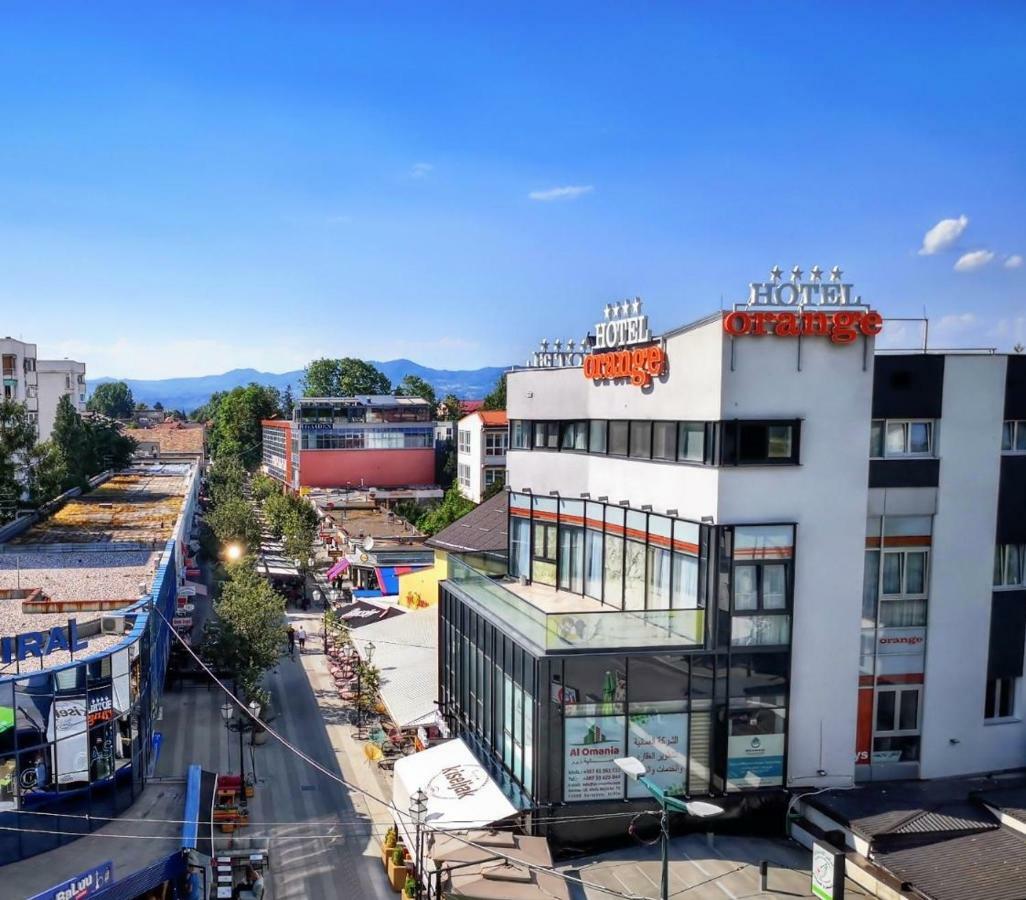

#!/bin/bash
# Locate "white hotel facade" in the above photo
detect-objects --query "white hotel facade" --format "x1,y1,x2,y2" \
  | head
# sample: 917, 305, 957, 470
437, 273, 1026, 846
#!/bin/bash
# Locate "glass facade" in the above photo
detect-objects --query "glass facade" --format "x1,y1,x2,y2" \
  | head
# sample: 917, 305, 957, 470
0, 545, 177, 864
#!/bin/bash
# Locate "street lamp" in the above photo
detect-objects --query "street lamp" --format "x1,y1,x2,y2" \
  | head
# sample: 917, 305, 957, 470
357, 641, 376, 729
220, 701, 234, 775
409, 787, 428, 900
224, 543, 243, 562
614, 756, 723, 900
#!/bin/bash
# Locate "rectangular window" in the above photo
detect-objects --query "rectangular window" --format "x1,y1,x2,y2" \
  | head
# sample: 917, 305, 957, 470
733, 562, 789, 611
723, 421, 799, 465
652, 422, 677, 461
532, 422, 558, 449
558, 526, 584, 593
483, 467, 505, 488
589, 420, 608, 455
510, 420, 530, 450
646, 545, 671, 609
485, 431, 508, 456
560, 421, 588, 452
678, 422, 705, 462
873, 419, 934, 457
457, 463, 471, 488
985, 677, 1017, 720
608, 421, 629, 457
995, 544, 1025, 587
881, 550, 928, 597
1002, 420, 1026, 453
875, 686, 921, 736
629, 421, 652, 459
458, 429, 471, 454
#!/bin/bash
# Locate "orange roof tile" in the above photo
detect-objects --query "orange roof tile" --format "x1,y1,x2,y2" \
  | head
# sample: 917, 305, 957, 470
477, 410, 508, 426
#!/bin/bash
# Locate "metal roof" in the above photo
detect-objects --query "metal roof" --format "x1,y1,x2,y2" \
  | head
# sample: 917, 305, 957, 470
427, 491, 508, 556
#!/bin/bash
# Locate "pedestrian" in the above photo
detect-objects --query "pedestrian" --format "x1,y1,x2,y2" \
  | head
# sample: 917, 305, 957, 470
297, 625, 307, 654
286, 624, 296, 658
232, 865, 265, 900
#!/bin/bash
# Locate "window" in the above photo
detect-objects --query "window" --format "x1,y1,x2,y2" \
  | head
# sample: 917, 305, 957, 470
882, 550, 928, 596
871, 419, 934, 457
458, 429, 471, 454
733, 564, 788, 611
985, 677, 1018, 720
533, 422, 559, 449
559, 421, 588, 452
510, 420, 530, 449
457, 463, 471, 489
1002, 421, 1026, 453
995, 545, 1025, 587
608, 421, 629, 457
485, 431, 508, 456
677, 422, 705, 462
652, 422, 677, 461
589, 420, 608, 454
484, 467, 505, 488
737, 422, 798, 464
875, 686, 920, 735
629, 421, 652, 459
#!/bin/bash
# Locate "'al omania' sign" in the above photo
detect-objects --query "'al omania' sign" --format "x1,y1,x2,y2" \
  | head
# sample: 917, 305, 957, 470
724, 265, 883, 344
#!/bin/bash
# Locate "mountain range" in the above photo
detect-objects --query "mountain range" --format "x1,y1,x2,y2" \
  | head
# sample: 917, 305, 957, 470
88, 359, 509, 411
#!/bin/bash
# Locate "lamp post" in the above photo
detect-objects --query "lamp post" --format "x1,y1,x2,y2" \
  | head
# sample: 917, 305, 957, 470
357, 641, 376, 729
409, 786, 428, 900
614, 757, 723, 900
220, 701, 234, 776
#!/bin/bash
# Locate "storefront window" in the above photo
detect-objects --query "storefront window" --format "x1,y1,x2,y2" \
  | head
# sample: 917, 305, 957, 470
726, 707, 785, 789
563, 657, 626, 716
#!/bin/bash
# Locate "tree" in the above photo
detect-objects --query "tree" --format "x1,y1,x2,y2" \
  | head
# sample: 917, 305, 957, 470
395, 374, 436, 409
481, 373, 506, 411
24, 441, 67, 507
282, 510, 315, 580
301, 358, 391, 397
207, 455, 247, 505
208, 383, 282, 467
89, 419, 136, 472
87, 381, 134, 419
439, 394, 462, 422
282, 384, 295, 419
0, 400, 38, 522
250, 472, 280, 504
204, 562, 286, 697
208, 494, 261, 552
52, 395, 95, 489
417, 484, 476, 536
153, 401, 164, 413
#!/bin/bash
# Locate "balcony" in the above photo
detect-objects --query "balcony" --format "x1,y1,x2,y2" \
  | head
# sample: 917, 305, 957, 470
445, 556, 704, 654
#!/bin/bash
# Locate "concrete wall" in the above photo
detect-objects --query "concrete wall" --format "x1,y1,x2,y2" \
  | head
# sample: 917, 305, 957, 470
921, 355, 1024, 776
298, 447, 436, 489
36, 360, 86, 442
457, 415, 484, 502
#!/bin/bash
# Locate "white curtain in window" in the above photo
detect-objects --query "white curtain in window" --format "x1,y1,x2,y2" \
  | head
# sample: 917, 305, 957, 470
510, 517, 530, 578
646, 546, 670, 609
762, 564, 786, 609
734, 565, 758, 610
671, 552, 699, 608
585, 529, 603, 599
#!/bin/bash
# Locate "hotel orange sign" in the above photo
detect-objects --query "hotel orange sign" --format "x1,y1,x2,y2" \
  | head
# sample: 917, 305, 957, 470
583, 344, 665, 387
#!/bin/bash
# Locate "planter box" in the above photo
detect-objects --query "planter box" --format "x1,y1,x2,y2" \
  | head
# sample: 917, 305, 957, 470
388, 861, 408, 892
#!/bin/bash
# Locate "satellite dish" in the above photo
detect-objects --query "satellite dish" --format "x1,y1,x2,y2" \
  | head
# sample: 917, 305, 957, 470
362, 535, 375, 551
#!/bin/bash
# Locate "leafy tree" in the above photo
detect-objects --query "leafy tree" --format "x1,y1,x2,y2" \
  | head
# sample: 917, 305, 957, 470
264, 491, 316, 539
250, 472, 280, 504
0, 400, 38, 522
282, 509, 316, 581
24, 441, 67, 507
207, 455, 247, 505
482, 477, 506, 500
481, 373, 506, 411
204, 561, 286, 698
208, 383, 281, 467
417, 484, 475, 536
191, 390, 225, 423
282, 384, 295, 419
153, 401, 164, 413
439, 394, 462, 422
395, 374, 436, 409
52, 395, 95, 489
87, 381, 135, 419
301, 358, 391, 397
208, 494, 261, 553
88, 419, 136, 472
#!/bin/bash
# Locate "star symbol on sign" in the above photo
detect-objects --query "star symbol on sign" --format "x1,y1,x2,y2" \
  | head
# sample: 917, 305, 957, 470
540, 339, 549, 350
769, 265, 783, 283
620, 300, 631, 317
791, 265, 803, 282
631, 297, 642, 315
604, 304, 613, 319
809, 265, 823, 283
830, 265, 843, 282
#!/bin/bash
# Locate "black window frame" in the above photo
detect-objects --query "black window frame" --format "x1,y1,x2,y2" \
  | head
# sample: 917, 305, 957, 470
720, 420, 801, 466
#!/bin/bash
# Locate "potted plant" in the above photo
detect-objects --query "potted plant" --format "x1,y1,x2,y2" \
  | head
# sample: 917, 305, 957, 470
403, 875, 416, 897
382, 825, 398, 867
388, 845, 408, 891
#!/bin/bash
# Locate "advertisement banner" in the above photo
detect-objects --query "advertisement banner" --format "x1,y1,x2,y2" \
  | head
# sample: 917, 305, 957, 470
811, 842, 845, 899
28, 860, 114, 900
49, 697, 88, 785
726, 733, 784, 789
564, 716, 625, 802
626, 712, 688, 799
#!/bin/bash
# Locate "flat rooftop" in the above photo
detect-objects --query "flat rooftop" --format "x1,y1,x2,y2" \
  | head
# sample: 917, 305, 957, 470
299, 395, 431, 407
328, 506, 425, 542
10, 465, 190, 546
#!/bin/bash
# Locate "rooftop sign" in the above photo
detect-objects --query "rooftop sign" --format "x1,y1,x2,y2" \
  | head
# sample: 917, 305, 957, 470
724, 266, 883, 344
584, 298, 664, 388
0, 618, 89, 664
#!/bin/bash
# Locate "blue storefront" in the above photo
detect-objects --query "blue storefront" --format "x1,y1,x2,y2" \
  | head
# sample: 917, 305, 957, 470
0, 540, 179, 864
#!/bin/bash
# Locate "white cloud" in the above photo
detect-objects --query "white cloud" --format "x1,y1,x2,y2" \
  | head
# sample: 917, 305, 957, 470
1005, 254, 1023, 269
875, 319, 926, 350
528, 185, 594, 202
918, 214, 968, 255
953, 249, 995, 272
932, 313, 978, 342
410, 162, 433, 179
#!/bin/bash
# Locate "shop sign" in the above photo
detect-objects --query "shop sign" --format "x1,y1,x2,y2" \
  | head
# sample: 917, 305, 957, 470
811, 843, 845, 900
594, 298, 651, 349
564, 716, 626, 802
626, 713, 688, 799
27, 861, 114, 900
724, 266, 883, 344
584, 298, 666, 388
726, 733, 784, 789
172, 616, 193, 629
876, 627, 926, 653
1, 618, 88, 663
427, 764, 489, 800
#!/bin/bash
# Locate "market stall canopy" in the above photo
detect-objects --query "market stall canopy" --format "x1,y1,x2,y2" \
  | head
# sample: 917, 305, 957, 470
393, 739, 518, 846
350, 608, 437, 728
326, 558, 350, 581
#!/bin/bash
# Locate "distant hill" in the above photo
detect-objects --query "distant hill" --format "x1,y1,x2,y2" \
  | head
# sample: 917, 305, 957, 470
87, 360, 509, 412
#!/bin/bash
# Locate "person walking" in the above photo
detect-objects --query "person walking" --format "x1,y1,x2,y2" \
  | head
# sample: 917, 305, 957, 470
286, 624, 296, 658
297, 625, 307, 654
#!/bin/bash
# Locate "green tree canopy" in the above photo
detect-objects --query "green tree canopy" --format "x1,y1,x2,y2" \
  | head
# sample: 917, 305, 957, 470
395, 374, 436, 409
87, 381, 135, 419
481, 373, 506, 411
52, 395, 95, 489
24, 441, 67, 508
204, 562, 286, 697
417, 484, 476, 536
208, 383, 282, 467
0, 400, 38, 521
207, 494, 261, 553
301, 357, 391, 397
439, 393, 462, 422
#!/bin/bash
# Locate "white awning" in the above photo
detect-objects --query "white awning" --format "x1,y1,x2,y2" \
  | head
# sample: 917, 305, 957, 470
182, 580, 208, 597
393, 739, 518, 850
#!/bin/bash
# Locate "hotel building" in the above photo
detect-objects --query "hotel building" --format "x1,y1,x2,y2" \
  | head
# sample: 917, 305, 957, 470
436, 278, 1026, 847
262, 395, 437, 491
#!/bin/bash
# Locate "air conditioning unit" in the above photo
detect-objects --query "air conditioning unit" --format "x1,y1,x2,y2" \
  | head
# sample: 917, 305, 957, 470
101, 615, 127, 635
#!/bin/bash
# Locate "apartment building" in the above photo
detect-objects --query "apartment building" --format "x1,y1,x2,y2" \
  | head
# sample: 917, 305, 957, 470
436, 279, 1026, 848
261, 395, 437, 490
1, 338, 38, 427
457, 410, 508, 502
36, 358, 86, 440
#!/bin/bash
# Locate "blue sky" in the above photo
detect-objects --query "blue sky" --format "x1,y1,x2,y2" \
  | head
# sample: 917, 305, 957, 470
1, 2, 1024, 378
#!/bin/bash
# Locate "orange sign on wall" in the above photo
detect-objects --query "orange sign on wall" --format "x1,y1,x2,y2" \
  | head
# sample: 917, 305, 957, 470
583, 344, 665, 388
